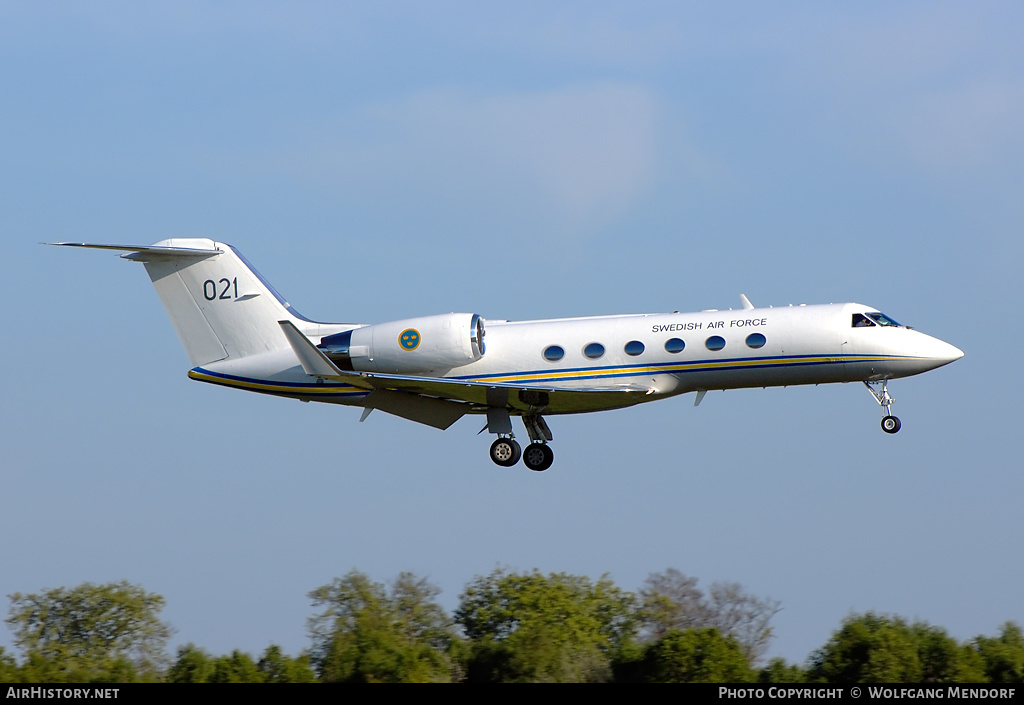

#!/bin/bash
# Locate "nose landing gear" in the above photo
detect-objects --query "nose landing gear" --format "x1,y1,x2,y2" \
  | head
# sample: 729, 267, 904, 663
864, 380, 901, 434
881, 415, 902, 434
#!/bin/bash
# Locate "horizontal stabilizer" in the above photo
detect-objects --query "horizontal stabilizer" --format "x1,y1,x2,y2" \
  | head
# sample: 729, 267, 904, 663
49, 242, 222, 261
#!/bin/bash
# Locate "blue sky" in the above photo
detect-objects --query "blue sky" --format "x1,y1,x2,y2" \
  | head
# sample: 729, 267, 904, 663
2, 2, 1021, 666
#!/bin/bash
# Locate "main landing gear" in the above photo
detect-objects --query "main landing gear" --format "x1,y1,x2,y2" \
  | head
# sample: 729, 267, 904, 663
522, 442, 554, 472
487, 413, 555, 471
489, 437, 521, 467
864, 380, 902, 434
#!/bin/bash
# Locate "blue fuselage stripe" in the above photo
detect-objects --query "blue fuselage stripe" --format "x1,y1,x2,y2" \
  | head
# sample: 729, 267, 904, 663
189, 368, 368, 398
448, 353, 915, 385
190, 353, 914, 395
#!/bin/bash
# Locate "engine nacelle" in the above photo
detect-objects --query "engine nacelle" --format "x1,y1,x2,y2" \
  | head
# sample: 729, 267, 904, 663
318, 313, 485, 375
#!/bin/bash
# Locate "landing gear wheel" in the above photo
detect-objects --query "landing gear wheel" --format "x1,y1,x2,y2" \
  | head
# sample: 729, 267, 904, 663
490, 438, 521, 467
881, 415, 902, 434
522, 443, 554, 472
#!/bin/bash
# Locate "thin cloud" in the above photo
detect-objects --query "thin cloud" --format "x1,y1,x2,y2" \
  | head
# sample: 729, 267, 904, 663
262, 84, 661, 239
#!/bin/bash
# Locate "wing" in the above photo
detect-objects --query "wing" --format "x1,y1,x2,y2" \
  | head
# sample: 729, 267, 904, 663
278, 320, 653, 416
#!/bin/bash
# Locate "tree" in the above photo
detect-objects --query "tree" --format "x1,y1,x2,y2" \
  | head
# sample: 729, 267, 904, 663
639, 569, 781, 663
167, 643, 315, 683
636, 628, 755, 683
913, 621, 986, 683
5, 581, 171, 680
807, 613, 984, 683
209, 650, 263, 683
308, 569, 456, 682
0, 647, 19, 683
167, 644, 216, 683
758, 657, 806, 683
257, 644, 317, 683
639, 569, 709, 639
973, 622, 1024, 683
454, 568, 639, 682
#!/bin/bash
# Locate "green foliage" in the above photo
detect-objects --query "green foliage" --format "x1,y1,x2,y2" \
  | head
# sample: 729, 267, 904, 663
634, 628, 755, 683
912, 621, 987, 682
167, 644, 216, 683
257, 644, 317, 683
0, 647, 21, 683
807, 612, 985, 683
973, 622, 1024, 683
209, 650, 262, 683
6, 650, 142, 684
166, 643, 314, 683
758, 657, 807, 683
7, 572, 1020, 684
808, 613, 918, 682
454, 568, 639, 682
5, 581, 170, 680
308, 570, 456, 682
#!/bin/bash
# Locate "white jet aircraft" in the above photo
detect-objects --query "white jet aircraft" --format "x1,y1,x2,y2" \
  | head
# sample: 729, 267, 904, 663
53, 239, 963, 471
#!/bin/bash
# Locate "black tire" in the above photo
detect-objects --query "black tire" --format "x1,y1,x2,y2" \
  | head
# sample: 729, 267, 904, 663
509, 440, 522, 466
881, 415, 902, 434
490, 438, 521, 467
522, 443, 554, 472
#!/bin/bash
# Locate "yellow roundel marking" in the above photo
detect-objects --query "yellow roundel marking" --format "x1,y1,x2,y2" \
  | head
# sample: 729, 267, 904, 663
399, 328, 421, 351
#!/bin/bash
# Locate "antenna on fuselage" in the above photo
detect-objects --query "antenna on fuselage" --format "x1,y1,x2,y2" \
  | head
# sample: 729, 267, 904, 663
739, 294, 754, 310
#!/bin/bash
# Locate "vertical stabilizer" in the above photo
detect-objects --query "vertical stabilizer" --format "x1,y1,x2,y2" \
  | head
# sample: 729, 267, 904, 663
53, 239, 316, 366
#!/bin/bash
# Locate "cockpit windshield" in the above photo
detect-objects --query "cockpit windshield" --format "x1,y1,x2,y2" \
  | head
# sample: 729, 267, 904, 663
852, 312, 903, 328
866, 312, 901, 327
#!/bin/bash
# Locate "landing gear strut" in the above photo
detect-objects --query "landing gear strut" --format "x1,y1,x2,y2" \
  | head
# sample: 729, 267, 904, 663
864, 380, 901, 434
521, 414, 554, 471
485, 413, 555, 470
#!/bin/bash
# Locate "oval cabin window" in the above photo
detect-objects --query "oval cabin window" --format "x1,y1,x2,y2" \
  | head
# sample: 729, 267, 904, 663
665, 338, 686, 354
543, 345, 565, 362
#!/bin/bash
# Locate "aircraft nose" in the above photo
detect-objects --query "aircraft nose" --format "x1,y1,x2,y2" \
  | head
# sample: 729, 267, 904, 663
925, 336, 963, 367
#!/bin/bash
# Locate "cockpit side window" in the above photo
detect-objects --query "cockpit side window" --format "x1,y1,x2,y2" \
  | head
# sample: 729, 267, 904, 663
852, 313, 875, 328
866, 312, 901, 327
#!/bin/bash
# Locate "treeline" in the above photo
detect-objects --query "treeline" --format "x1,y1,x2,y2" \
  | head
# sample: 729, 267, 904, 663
1, 570, 1022, 683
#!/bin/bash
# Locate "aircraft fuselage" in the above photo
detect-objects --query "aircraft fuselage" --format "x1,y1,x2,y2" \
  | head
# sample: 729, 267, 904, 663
189, 301, 961, 416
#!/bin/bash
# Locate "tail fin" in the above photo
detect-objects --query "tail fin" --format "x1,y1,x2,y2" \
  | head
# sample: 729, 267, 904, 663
53, 239, 317, 366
